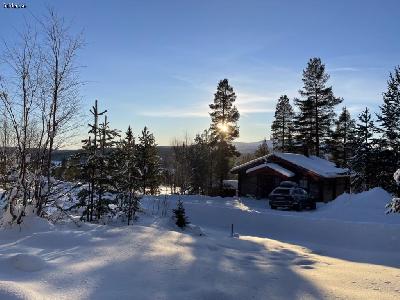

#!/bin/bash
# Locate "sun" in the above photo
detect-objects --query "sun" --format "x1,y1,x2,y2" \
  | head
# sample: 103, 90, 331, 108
217, 122, 229, 133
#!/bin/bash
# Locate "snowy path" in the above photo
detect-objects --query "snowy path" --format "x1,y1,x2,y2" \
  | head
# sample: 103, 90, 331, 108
0, 191, 399, 299
143, 192, 400, 266
0, 220, 399, 300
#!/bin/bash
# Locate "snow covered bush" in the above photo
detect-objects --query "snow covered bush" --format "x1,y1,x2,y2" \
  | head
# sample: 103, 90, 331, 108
386, 169, 400, 213
394, 169, 400, 185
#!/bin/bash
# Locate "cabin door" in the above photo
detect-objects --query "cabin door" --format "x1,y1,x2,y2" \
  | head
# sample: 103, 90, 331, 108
257, 174, 274, 199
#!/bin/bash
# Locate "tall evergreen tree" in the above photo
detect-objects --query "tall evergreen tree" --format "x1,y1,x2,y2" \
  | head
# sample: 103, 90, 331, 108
115, 126, 141, 225
376, 67, 400, 150
294, 58, 342, 157
209, 79, 240, 193
329, 107, 357, 168
350, 107, 376, 192
79, 100, 119, 222
136, 126, 161, 195
96, 116, 120, 219
375, 67, 400, 192
271, 95, 294, 152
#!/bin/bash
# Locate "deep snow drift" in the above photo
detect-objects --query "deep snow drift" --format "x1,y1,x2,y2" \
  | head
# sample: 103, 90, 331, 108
0, 188, 399, 299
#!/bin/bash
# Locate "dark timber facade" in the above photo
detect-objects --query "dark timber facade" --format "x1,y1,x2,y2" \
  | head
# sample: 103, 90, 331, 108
231, 153, 350, 202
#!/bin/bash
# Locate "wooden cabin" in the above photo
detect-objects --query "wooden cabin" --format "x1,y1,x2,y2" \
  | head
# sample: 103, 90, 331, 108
231, 153, 350, 202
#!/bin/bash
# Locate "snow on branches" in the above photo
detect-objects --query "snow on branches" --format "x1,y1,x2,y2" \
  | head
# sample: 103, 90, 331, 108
386, 168, 400, 214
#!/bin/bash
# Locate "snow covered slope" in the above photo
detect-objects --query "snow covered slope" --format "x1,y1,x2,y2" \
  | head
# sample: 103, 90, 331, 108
0, 189, 399, 299
316, 187, 396, 223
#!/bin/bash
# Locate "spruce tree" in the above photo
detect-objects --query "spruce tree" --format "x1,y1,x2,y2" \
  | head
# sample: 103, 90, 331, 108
79, 100, 119, 222
376, 67, 400, 150
254, 139, 270, 158
96, 115, 120, 220
375, 67, 400, 192
80, 100, 107, 222
350, 107, 376, 192
173, 199, 189, 228
271, 95, 294, 152
329, 107, 357, 168
209, 79, 240, 193
115, 126, 141, 224
294, 58, 342, 157
136, 126, 161, 195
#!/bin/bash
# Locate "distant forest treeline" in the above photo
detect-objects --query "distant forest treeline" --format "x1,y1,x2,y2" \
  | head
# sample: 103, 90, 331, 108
51, 141, 265, 163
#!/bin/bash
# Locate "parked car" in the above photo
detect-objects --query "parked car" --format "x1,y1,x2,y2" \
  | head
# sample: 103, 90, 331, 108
268, 182, 316, 211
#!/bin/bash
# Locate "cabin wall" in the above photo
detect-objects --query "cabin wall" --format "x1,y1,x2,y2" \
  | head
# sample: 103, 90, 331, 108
334, 177, 348, 197
321, 178, 348, 202
322, 181, 334, 202
236, 160, 350, 202
257, 174, 280, 198
239, 172, 258, 197
239, 172, 282, 199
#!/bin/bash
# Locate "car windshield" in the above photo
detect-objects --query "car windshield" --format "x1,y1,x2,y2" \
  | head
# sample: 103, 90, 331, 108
272, 188, 291, 195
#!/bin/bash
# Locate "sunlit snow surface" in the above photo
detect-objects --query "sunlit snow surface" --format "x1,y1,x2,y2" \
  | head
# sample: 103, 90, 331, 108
0, 188, 399, 299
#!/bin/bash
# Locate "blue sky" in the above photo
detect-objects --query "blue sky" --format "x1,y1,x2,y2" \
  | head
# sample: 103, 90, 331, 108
1, 0, 399, 146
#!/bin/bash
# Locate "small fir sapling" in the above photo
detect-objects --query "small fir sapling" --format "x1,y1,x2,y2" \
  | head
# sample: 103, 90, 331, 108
173, 199, 189, 228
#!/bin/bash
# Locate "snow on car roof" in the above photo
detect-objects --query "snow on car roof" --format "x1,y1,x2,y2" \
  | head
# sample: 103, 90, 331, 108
246, 162, 295, 177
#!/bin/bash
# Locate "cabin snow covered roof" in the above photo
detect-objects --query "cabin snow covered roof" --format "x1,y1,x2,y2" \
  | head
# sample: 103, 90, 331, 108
230, 155, 269, 173
273, 153, 348, 178
231, 153, 348, 178
246, 162, 295, 177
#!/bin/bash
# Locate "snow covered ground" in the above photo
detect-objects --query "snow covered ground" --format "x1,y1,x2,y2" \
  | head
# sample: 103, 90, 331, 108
0, 188, 399, 299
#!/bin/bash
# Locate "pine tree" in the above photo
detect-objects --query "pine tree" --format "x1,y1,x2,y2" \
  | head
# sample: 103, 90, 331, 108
254, 139, 270, 158
136, 126, 161, 195
350, 107, 376, 192
294, 58, 342, 157
329, 107, 357, 168
96, 115, 120, 220
376, 67, 400, 150
80, 100, 107, 222
209, 79, 240, 193
271, 95, 294, 152
190, 129, 214, 194
375, 67, 400, 193
78, 100, 119, 222
173, 199, 189, 228
115, 126, 141, 224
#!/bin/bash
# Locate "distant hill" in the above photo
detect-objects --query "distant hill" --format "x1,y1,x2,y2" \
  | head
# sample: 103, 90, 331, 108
52, 140, 272, 167
233, 140, 273, 154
